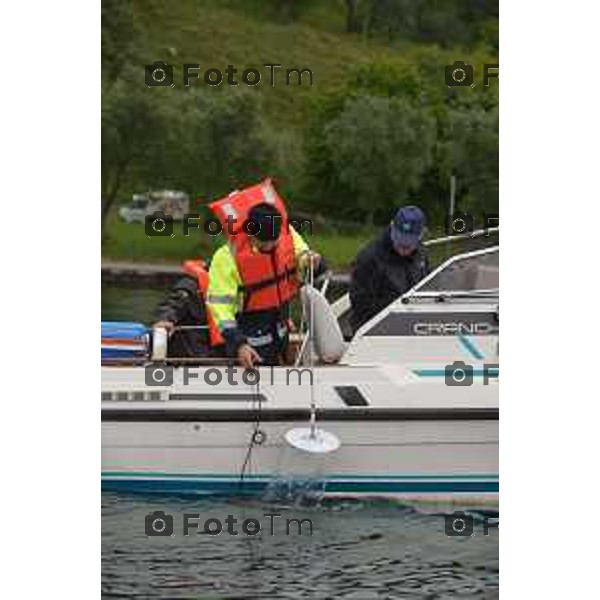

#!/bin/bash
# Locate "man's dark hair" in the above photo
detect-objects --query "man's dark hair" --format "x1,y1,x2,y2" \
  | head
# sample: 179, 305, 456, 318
248, 202, 282, 241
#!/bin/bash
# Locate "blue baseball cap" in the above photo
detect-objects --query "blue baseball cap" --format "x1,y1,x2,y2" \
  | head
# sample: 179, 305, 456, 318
390, 206, 426, 248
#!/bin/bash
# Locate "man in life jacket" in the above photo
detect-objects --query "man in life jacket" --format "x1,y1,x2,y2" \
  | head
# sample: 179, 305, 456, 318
152, 258, 225, 358
207, 181, 325, 368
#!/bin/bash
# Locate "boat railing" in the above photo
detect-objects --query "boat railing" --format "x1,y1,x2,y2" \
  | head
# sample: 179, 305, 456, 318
421, 226, 498, 247
401, 288, 499, 300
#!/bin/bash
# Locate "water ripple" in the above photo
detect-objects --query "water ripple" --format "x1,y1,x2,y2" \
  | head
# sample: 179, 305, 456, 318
102, 493, 498, 599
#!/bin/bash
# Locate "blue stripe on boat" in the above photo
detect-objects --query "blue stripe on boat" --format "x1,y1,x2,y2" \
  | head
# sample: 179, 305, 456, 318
413, 368, 499, 377
458, 335, 486, 360
101, 473, 499, 495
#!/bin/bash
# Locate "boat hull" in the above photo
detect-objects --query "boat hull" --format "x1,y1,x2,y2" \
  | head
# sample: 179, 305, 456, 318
102, 417, 498, 505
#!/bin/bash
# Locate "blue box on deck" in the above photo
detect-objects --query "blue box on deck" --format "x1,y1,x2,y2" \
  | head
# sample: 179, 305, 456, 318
102, 321, 150, 363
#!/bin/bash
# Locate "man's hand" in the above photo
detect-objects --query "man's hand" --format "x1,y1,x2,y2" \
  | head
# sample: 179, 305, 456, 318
153, 320, 175, 335
299, 252, 322, 279
237, 344, 262, 369
311, 253, 322, 272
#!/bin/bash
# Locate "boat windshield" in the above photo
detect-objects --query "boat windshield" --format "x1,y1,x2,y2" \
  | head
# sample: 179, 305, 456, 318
413, 247, 498, 293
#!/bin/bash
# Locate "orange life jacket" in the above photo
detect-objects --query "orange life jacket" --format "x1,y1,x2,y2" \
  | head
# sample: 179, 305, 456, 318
209, 179, 299, 313
181, 259, 224, 347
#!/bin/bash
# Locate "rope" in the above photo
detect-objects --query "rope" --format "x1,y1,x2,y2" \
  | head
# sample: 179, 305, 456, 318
308, 254, 317, 439
239, 367, 263, 486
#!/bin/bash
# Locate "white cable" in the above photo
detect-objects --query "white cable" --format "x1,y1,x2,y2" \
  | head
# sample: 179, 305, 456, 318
308, 253, 316, 439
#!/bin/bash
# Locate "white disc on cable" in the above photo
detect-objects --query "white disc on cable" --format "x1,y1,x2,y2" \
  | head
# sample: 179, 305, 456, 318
285, 427, 341, 454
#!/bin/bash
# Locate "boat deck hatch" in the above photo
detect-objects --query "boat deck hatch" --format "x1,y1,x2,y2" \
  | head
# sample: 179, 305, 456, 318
335, 386, 369, 406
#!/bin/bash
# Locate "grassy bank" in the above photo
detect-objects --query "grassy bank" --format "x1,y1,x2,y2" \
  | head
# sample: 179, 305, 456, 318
101, 211, 466, 270
102, 211, 378, 270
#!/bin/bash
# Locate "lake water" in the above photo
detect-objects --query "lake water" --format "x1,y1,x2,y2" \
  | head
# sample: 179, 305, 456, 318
101, 286, 499, 598
102, 493, 498, 599
102, 286, 166, 324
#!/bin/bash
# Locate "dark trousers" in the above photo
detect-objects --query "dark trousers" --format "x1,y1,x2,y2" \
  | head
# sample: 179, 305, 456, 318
242, 320, 289, 366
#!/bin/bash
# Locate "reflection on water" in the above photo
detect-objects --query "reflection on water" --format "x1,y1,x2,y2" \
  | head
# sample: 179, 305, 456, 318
102, 493, 499, 599
102, 286, 165, 324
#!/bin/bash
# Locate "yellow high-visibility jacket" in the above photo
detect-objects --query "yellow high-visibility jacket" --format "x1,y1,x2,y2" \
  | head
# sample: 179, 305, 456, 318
206, 227, 310, 334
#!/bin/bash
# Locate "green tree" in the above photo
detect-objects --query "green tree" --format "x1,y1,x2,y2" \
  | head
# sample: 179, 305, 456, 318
197, 91, 275, 199
439, 105, 498, 215
322, 95, 436, 224
101, 0, 137, 83
344, 0, 363, 32
344, 0, 498, 47
146, 90, 275, 201
102, 77, 278, 230
268, 0, 316, 21
101, 81, 168, 230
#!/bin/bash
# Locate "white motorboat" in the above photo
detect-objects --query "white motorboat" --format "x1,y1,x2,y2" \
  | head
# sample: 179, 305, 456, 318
101, 230, 499, 505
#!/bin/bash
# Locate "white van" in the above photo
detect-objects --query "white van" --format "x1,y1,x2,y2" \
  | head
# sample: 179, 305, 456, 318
118, 190, 190, 223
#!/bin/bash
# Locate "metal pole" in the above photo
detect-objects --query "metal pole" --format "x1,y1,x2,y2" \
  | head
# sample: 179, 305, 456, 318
448, 175, 457, 258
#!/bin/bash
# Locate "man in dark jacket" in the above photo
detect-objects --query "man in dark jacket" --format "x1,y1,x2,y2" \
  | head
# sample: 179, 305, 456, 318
153, 274, 217, 358
350, 206, 429, 332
